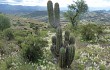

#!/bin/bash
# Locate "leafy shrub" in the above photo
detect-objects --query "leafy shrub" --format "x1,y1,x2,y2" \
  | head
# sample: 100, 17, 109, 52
3, 28, 14, 40
21, 35, 48, 63
39, 30, 48, 37
0, 14, 10, 31
30, 23, 35, 28
0, 41, 5, 55
14, 30, 30, 37
99, 64, 106, 70
80, 23, 103, 42
15, 36, 24, 48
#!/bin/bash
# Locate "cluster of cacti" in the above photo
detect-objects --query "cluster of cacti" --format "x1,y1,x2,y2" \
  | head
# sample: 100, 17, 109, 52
47, 0, 60, 28
50, 27, 75, 68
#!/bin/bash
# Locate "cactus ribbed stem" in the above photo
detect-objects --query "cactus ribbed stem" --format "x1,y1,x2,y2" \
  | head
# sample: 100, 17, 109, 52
56, 27, 62, 55
66, 45, 75, 68
47, 0, 55, 28
52, 36, 57, 45
59, 47, 66, 68
54, 3, 60, 27
47, 0, 60, 28
64, 31, 70, 43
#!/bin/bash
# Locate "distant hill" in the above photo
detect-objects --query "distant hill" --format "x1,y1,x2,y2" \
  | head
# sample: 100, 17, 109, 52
23, 11, 47, 17
81, 10, 110, 24
0, 4, 47, 14
0, 4, 68, 15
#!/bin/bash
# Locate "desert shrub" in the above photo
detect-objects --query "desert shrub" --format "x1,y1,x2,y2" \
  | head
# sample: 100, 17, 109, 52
39, 30, 48, 37
21, 35, 48, 63
3, 28, 14, 41
15, 36, 24, 48
80, 23, 103, 42
0, 41, 5, 55
0, 31, 4, 40
30, 23, 35, 28
0, 14, 10, 31
99, 64, 106, 70
14, 30, 29, 37
33, 25, 39, 35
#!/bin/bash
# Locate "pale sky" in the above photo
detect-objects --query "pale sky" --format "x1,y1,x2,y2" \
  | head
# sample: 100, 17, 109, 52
1, 0, 110, 8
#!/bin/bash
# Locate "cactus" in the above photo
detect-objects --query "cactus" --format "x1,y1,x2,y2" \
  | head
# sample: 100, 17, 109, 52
48, 1, 75, 68
47, 0, 60, 28
47, 0, 55, 28
66, 45, 75, 68
50, 27, 75, 68
56, 27, 62, 55
64, 30, 70, 42
59, 47, 66, 68
52, 36, 57, 45
69, 36, 75, 45
54, 3, 60, 27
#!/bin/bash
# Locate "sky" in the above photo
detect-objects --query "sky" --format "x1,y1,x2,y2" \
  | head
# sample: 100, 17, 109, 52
1, 0, 110, 8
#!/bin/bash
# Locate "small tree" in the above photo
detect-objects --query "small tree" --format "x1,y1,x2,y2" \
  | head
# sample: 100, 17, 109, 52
0, 14, 11, 31
64, 0, 88, 27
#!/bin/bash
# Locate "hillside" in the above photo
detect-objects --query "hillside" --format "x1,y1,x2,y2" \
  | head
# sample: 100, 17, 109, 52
0, 4, 47, 14
0, 1, 110, 69
23, 11, 47, 17
81, 10, 110, 24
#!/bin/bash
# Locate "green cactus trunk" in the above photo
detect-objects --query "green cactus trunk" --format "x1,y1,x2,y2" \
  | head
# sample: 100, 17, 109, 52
47, 1, 55, 28
64, 31, 70, 43
59, 47, 66, 68
69, 36, 75, 45
66, 45, 75, 68
52, 36, 57, 45
54, 3, 60, 27
56, 27, 62, 56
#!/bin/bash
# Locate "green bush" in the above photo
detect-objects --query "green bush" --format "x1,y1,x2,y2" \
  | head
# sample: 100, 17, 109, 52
14, 30, 29, 37
30, 23, 35, 28
3, 28, 14, 41
0, 14, 10, 31
21, 35, 48, 63
15, 36, 24, 48
0, 41, 5, 55
80, 23, 103, 42
99, 64, 106, 70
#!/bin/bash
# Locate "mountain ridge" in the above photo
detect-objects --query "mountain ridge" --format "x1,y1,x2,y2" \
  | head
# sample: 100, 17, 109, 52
0, 4, 47, 14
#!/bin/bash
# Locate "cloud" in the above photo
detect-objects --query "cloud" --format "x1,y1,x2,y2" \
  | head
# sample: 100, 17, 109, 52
86, 0, 110, 7
13, 0, 22, 2
0, 0, 7, 3
0, 0, 110, 8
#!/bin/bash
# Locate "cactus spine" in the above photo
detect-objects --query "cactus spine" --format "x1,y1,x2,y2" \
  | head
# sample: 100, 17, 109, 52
50, 27, 75, 68
47, 0, 60, 28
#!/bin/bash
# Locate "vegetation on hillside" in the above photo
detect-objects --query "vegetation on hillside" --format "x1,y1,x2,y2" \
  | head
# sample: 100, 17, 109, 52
0, 0, 110, 70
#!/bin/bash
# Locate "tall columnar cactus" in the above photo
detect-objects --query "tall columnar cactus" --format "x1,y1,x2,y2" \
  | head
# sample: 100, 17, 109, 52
59, 47, 66, 68
56, 27, 62, 55
47, 0, 55, 27
64, 31, 70, 43
50, 27, 75, 68
47, 0, 60, 28
54, 3, 60, 27
66, 45, 75, 67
